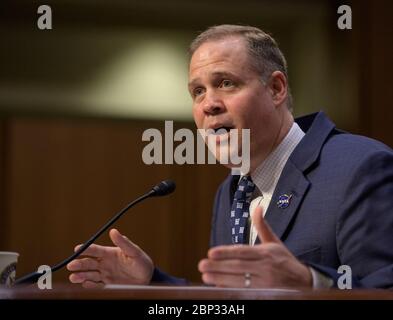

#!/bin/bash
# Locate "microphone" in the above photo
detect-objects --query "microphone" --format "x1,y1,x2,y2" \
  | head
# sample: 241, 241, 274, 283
151, 180, 175, 196
14, 179, 176, 286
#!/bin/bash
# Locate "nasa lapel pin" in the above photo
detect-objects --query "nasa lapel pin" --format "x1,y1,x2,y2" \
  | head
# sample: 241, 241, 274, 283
277, 194, 293, 209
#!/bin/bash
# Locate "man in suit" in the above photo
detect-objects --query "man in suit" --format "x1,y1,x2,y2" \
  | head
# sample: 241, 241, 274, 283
67, 25, 393, 289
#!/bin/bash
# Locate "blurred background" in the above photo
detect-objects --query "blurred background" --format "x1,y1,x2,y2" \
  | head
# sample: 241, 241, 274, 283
0, 0, 392, 284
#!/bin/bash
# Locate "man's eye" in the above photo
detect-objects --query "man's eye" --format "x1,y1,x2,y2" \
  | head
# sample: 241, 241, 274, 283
193, 87, 204, 97
220, 79, 234, 88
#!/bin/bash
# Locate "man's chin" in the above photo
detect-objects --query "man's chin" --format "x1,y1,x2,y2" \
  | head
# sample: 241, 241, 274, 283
210, 145, 249, 174
212, 155, 248, 172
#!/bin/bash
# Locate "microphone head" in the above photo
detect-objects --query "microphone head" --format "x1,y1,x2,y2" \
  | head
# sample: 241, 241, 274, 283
151, 180, 176, 197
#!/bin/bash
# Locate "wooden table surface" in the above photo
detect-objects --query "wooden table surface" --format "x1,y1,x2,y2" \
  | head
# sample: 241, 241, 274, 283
1, 284, 393, 300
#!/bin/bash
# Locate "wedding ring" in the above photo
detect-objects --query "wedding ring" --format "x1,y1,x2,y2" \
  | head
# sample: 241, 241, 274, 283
244, 272, 251, 288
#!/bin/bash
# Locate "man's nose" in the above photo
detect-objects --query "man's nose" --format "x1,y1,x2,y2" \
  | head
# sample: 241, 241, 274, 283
202, 91, 225, 115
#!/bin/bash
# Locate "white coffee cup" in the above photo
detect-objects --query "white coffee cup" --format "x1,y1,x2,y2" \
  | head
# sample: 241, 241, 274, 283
0, 251, 19, 287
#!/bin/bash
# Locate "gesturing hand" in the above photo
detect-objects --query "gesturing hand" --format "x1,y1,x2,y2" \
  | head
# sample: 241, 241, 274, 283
198, 206, 312, 288
67, 228, 154, 288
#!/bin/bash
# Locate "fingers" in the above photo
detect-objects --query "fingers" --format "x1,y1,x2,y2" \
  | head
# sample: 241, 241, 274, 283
199, 258, 258, 275
72, 229, 139, 260
74, 243, 108, 258
202, 272, 248, 288
68, 229, 151, 287
69, 272, 104, 289
251, 206, 280, 244
199, 255, 261, 288
208, 245, 264, 260
69, 271, 101, 284
109, 228, 142, 258
67, 257, 99, 272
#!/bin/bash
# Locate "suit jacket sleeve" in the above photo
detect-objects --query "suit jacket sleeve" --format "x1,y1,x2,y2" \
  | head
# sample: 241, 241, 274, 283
308, 149, 393, 288
150, 267, 188, 285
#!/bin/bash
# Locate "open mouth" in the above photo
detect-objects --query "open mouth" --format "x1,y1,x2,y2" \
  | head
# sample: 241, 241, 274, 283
212, 126, 233, 135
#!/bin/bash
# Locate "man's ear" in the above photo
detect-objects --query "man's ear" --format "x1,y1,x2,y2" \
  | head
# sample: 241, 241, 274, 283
268, 71, 288, 107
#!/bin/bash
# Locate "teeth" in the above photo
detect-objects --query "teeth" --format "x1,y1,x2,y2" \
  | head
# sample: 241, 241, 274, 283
214, 127, 231, 132
211, 127, 233, 136
214, 127, 227, 134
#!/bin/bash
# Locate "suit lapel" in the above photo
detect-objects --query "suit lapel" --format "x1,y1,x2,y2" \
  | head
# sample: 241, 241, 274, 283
218, 112, 337, 246
260, 161, 310, 242
254, 112, 336, 243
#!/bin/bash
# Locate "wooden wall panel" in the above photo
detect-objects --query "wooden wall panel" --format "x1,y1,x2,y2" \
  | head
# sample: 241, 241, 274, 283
2, 117, 227, 283
0, 120, 6, 247
355, 0, 393, 147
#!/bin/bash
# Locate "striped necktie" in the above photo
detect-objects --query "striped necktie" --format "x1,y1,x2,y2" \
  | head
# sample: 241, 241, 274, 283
230, 176, 255, 244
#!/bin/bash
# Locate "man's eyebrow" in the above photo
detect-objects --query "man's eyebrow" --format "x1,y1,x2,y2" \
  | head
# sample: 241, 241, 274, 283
188, 71, 238, 89
211, 71, 237, 78
188, 78, 200, 90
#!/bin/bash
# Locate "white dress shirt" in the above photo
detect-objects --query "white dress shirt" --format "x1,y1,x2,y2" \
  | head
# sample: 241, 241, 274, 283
244, 122, 333, 288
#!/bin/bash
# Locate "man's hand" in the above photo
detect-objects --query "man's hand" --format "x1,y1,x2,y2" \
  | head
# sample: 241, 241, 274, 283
67, 228, 154, 288
198, 206, 312, 288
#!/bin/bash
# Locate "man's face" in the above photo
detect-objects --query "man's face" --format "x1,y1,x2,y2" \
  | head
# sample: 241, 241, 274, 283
188, 37, 285, 172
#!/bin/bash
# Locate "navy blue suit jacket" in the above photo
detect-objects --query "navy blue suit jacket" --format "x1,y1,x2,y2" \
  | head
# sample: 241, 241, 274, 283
153, 112, 393, 288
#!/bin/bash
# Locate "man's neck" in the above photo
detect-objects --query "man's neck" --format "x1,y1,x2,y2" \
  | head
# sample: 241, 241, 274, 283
249, 111, 294, 174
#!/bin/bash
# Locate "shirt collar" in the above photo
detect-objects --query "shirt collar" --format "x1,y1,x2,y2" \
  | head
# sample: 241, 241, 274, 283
250, 122, 305, 197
